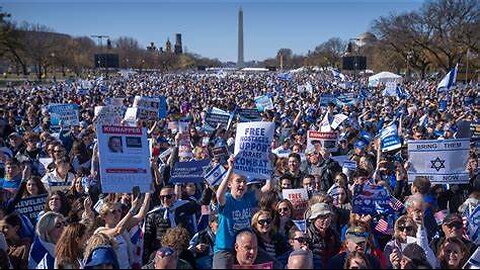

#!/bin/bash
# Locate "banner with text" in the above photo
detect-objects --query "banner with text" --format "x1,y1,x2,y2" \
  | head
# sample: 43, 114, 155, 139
170, 159, 211, 184
407, 139, 470, 184
15, 194, 48, 224
307, 131, 338, 153
97, 125, 151, 193
283, 188, 309, 220
48, 104, 79, 127
380, 124, 402, 152
254, 95, 274, 112
234, 122, 274, 179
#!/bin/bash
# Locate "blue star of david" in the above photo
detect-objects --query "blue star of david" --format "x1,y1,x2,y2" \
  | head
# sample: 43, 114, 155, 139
430, 157, 446, 172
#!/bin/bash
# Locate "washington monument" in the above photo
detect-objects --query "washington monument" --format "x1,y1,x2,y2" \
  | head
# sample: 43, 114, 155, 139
237, 7, 244, 68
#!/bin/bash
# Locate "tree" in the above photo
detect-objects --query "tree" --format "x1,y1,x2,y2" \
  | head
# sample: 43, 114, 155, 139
313, 38, 346, 67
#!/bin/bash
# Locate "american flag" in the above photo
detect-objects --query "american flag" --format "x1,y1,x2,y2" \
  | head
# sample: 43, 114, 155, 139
389, 196, 404, 212
375, 218, 392, 235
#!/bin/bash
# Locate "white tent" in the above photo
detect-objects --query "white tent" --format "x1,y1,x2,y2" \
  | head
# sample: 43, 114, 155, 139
368, 71, 402, 87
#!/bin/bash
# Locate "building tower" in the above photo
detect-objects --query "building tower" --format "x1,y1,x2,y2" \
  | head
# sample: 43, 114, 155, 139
174, 33, 183, 54
237, 7, 244, 68
166, 39, 172, 53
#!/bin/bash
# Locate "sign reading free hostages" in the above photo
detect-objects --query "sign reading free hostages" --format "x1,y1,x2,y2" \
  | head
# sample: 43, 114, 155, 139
15, 194, 48, 224
234, 122, 275, 179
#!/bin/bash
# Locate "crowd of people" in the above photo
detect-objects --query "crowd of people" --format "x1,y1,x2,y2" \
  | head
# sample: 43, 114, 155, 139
0, 68, 479, 269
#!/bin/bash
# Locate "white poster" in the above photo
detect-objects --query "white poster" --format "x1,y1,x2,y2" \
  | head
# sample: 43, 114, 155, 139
307, 131, 338, 153
96, 125, 151, 193
331, 113, 348, 130
234, 122, 275, 179
283, 188, 309, 220
133, 96, 161, 120
407, 139, 470, 184
94, 106, 125, 125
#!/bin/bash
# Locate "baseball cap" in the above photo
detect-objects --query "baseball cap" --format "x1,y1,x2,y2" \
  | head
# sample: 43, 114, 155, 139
345, 226, 368, 244
442, 213, 462, 225
354, 140, 367, 150
84, 245, 119, 269
309, 203, 332, 220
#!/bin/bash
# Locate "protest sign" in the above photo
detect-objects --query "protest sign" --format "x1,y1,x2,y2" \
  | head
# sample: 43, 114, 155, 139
407, 139, 470, 184
96, 125, 151, 193
204, 163, 227, 187
254, 95, 274, 112
307, 131, 338, 153
319, 94, 337, 107
233, 122, 274, 179
352, 183, 392, 215
133, 96, 164, 120
47, 181, 72, 192
380, 124, 402, 152
124, 108, 138, 123
178, 128, 192, 158
471, 122, 480, 141
283, 188, 309, 220
330, 113, 348, 130
170, 159, 211, 184
48, 104, 79, 127
205, 108, 231, 128
105, 97, 125, 107
94, 106, 125, 125
238, 108, 262, 122
15, 194, 47, 224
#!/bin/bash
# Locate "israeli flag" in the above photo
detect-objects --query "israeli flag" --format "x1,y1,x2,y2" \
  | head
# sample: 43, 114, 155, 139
437, 64, 458, 92
204, 164, 227, 187
331, 69, 346, 81
278, 72, 293, 81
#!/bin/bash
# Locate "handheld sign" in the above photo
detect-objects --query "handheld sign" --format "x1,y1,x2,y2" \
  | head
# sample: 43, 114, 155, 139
307, 131, 338, 153
170, 159, 211, 184
96, 125, 151, 193
380, 124, 401, 152
15, 194, 48, 224
234, 122, 274, 179
48, 104, 79, 127
283, 188, 309, 220
254, 95, 274, 112
407, 139, 470, 184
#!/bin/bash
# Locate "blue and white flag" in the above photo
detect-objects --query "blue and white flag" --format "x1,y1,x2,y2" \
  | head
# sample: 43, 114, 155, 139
407, 139, 470, 184
331, 69, 346, 81
380, 124, 402, 152
204, 164, 227, 187
278, 72, 293, 81
467, 205, 480, 245
437, 64, 458, 92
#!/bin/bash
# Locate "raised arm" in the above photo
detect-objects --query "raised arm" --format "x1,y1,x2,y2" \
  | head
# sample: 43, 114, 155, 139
100, 196, 141, 237
216, 156, 234, 207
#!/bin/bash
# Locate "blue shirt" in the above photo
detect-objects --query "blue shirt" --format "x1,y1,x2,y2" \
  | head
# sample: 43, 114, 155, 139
0, 177, 21, 191
214, 190, 258, 252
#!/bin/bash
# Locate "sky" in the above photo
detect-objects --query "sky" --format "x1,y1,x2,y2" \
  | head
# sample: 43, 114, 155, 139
1, 0, 426, 62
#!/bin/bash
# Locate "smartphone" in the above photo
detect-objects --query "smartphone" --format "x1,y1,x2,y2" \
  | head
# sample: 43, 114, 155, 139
132, 186, 140, 200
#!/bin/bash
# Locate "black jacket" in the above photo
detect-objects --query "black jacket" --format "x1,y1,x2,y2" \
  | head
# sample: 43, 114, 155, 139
143, 200, 200, 262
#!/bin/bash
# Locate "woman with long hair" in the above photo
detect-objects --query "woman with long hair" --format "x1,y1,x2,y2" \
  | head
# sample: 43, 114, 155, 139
69, 140, 92, 175
0, 213, 31, 269
437, 237, 468, 269
274, 199, 295, 238
251, 209, 289, 258
55, 223, 89, 269
28, 211, 65, 269
40, 191, 70, 219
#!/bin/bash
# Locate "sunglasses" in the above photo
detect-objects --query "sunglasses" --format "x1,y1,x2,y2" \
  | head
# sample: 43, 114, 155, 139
446, 222, 463, 230
160, 194, 174, 200
258, 219, 272, 226
278, 207, 290, 212
294, 237, 306, 243
54, 149, 65, 153
398, 226, 414, 232
157, 247, 175, 258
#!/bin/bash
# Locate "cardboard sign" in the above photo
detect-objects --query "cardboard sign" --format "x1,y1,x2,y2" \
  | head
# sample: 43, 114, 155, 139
283, 188, 309, 220
233, 122, 275, 179
96, 125, 151, 193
